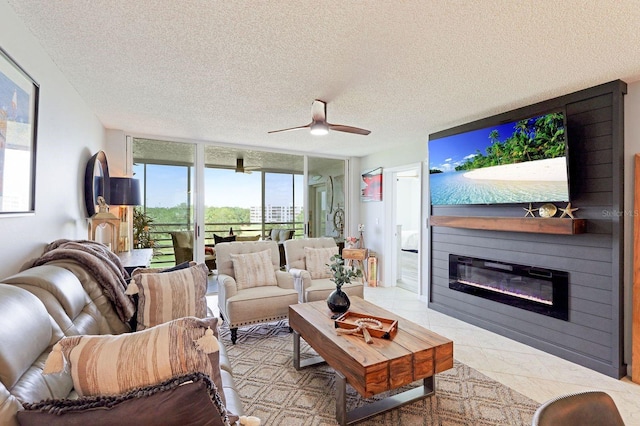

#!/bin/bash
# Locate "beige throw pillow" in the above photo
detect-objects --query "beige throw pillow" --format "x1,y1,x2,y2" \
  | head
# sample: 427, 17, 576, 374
229, 249, 277, 290
42, 317, 225, 404
129, 263, 208, 331
304, 246, 338, 279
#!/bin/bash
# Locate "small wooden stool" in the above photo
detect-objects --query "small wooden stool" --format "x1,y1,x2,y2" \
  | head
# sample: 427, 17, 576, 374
342, 248, 369, 284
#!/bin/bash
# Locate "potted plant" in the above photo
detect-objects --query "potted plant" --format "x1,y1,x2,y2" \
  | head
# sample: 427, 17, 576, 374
326, 254, 363, 314
132, 207, 155, 249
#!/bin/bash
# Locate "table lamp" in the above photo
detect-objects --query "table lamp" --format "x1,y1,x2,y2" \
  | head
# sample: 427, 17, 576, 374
109, 177, 141, 252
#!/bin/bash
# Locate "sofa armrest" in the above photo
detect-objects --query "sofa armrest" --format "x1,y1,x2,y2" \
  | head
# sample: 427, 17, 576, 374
287, 268, 311, 296
217, 273, 237, 303
0, 381, 23, 426
275, 270, 294, 290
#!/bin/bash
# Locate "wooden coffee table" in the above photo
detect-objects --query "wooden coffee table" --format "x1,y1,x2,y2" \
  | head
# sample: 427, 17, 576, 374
289, 297, 453, 425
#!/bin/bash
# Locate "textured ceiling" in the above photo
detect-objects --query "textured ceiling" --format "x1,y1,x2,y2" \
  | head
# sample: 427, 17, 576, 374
6, 1, 640, 158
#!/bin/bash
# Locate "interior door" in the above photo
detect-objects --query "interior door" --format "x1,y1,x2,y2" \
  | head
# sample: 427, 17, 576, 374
395, 167, 420, 293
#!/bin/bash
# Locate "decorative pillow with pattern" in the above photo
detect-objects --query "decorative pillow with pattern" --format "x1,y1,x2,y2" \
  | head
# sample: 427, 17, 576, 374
229, 249, 277, 290
304, 246, 338, 279
42, 316, 227, 409
127, 263, 208, 330
18, 372, 233, 426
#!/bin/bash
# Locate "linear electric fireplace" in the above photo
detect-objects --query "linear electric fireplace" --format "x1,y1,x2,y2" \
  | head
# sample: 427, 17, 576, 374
449, 254, 569, 320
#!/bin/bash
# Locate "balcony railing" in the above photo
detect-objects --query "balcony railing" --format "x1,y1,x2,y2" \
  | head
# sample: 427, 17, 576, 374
145, 221, 304, 268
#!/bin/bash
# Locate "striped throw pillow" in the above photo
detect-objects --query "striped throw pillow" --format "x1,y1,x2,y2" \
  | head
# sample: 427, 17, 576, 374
132, 263, 208, 330
43, 317, 225, 404
304, 246, 338, 279
229, 249, 277, 290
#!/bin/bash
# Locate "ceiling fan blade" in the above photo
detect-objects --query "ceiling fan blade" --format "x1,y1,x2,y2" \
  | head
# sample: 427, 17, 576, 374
267, 123, 311, 134
311, 100, 327, 122
269, 100, 368, 136
328, 123, 371, 135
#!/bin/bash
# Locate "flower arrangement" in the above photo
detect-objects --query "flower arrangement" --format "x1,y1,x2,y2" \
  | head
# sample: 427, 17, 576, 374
345, 236, 359, 247
327, 254, 363, 290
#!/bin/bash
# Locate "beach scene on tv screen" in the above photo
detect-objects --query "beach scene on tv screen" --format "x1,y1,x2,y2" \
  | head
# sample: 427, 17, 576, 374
429, 112, 569, 205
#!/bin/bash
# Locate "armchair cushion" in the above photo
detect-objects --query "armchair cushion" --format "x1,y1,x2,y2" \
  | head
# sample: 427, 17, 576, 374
129, 263, 208, 330
230, 250, 277, 290
266, 229, 293, 243
42, 316, 225, 406
304, 246, 338, 279
18, 372, 232, 426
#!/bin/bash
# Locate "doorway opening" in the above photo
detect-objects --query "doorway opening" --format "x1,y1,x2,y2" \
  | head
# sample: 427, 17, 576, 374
393, 167, 420, 294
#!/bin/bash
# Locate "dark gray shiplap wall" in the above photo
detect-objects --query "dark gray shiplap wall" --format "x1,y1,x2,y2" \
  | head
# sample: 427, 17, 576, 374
428, 81, 627, 378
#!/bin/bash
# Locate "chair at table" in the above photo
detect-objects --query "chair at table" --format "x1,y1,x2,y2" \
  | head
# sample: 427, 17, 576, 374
532, 390, 625, 426
235, 235, 260, 242
215, 240, 299, 344
284, 237, 364, 303
169, 231, 216, 271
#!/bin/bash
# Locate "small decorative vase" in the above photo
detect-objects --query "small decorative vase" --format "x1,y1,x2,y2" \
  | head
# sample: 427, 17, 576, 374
327, 287, 350, 313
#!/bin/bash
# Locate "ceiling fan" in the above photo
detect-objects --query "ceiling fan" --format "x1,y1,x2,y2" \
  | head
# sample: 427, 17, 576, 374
268, 99, 371, 136
235, 157, 257, 174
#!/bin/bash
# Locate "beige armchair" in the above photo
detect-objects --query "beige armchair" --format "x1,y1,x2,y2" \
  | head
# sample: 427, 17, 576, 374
284, 237, 364, 303
215, 240, 299, 344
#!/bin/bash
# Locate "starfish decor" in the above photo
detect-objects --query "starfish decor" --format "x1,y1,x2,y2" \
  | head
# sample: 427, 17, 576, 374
523, 203, 538, 218
559, 202, 579, 219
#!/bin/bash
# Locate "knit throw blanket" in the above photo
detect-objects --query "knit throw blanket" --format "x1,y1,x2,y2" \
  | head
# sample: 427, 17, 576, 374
31, 239, 136, 324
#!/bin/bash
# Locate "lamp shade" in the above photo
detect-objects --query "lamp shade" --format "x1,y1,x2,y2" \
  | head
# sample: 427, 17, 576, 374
109, 177, 141, 206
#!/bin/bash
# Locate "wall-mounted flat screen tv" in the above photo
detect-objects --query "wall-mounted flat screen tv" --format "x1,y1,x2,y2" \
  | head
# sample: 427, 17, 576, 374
429, 111, 569, 206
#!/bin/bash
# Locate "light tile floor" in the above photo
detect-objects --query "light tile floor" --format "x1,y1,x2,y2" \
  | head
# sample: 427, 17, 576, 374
208, 286, 640, 424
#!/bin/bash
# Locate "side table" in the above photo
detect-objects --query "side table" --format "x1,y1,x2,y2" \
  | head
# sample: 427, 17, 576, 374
341, 248, 369, 284
117, 248, 153, 275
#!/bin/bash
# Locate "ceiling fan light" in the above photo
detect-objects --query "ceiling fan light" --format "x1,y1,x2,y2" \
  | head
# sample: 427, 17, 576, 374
310, 122, 329, 136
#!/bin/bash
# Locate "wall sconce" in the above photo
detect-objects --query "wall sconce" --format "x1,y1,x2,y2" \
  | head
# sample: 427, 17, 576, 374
109, 177, 141, 252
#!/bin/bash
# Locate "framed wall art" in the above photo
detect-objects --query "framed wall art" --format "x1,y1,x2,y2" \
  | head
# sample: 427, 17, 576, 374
0, 47, 39, 215
361, 167, 382, 202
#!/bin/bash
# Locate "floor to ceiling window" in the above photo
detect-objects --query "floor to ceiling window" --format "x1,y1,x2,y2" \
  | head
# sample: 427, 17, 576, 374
204, 167, 261, 238
132, 139, 325, 267
264, 172, 304, 236
133, 139, 195, 267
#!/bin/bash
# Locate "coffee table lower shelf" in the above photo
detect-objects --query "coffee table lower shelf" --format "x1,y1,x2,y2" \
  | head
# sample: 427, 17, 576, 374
293, 331, 435, 426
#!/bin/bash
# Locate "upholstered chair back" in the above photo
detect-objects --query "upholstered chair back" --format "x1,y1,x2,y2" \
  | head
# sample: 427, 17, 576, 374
284, 237, 337, 271
532, 390, 625, 426
170, 231, 194, 265
266, 229, 294, 244
215, 240, 280, 279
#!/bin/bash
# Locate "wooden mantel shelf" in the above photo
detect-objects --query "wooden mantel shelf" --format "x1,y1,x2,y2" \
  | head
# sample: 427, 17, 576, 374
429, 215, 586, 235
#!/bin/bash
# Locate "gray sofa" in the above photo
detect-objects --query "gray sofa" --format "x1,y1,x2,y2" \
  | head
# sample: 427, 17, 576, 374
0, 262, 243, 426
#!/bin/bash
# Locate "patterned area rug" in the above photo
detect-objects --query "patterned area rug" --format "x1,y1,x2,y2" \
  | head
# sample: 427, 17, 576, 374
220, 321, 539, 425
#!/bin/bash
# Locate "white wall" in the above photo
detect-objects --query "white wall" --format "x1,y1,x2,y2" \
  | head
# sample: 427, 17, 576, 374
358, 140, 427, 286
0, 1, 106, 278
396, 176, 420, 230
